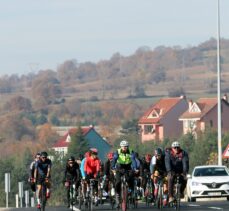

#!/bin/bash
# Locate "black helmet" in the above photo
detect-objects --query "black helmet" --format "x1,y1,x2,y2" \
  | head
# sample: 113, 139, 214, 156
68, 156, 75, 162
41, 151, 48, 158
154, 147, 163, 156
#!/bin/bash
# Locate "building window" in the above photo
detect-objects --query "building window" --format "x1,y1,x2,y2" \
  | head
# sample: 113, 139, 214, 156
184, 120, 196, 130
144, 125, 154, 134
210, 120, 213, 127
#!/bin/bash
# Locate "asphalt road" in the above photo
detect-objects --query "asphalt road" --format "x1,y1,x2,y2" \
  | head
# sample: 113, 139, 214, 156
0, 199, 228, 211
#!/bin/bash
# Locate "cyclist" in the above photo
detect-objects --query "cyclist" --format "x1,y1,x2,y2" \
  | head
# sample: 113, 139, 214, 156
103, 152, 115, 196
84, 148, 101, 206
80, 152, 90, 180
63, 156, 80, 208
150, 147, 168, 206
34, 151, 52, 209
29, 152, 41, 195
140, 154, 152, 199
165, 141, 189, 203
111, 140, 137, 208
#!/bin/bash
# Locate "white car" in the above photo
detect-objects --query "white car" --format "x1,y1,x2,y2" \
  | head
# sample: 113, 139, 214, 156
186, 165, 229, 202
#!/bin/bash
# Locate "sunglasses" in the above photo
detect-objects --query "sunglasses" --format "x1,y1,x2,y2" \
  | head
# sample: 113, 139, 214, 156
41, 156, 47, 159
173, 147, 180, 149
69, 161, 74, 164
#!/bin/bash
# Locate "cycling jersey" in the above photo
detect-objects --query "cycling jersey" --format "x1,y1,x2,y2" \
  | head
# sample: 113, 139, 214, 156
150, 154, 166, 175
64, 162, 80, 182
84, 156, 101, 178
80, 157, 87, 178
165, 148, 189, 174
112, 148, 137, 170
35, 158, 52, 178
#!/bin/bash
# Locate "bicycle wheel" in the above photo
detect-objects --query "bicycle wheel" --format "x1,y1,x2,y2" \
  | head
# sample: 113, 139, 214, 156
77, 185, 83, 209
121, 184, 127, 211
175, 184, 181, 211
145, 186, 150, 207
41, 184, 47, 211
156, 184, 162, 210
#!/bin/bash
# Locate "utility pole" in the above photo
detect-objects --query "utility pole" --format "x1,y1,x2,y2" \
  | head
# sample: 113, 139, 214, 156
217, 0, 222, 165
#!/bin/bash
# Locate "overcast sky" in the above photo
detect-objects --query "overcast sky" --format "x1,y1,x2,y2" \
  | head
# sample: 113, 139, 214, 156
0, 0, 228, 76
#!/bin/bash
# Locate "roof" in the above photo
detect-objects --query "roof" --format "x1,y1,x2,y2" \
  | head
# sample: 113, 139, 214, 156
138, 97, 185, 124
52, 127, 92, 148
179, 98, 217, 120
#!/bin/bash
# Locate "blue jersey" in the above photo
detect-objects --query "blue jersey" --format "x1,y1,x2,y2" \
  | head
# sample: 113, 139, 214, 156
80, 158, 87, 178
35, 159, 52, 177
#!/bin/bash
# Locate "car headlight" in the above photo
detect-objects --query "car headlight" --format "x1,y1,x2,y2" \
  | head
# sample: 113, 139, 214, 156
191, 181, 201, 186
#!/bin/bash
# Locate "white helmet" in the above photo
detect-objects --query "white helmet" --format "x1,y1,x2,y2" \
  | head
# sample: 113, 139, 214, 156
120, 140, 129, 147
172, 141, 180, 148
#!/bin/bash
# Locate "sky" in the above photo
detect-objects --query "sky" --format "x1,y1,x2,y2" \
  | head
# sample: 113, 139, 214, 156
0, 0, 229, 76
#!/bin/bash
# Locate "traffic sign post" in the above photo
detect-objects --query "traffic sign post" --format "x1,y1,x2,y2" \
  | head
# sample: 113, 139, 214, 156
5, 173, 10, 208
25, 190, 29, 208
18, 182, 24, 208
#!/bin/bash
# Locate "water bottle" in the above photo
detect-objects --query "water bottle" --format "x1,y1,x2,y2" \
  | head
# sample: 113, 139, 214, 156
111, 187, 115, 196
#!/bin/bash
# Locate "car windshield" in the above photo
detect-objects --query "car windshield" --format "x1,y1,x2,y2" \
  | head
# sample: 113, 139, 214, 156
194, 167, 229, 177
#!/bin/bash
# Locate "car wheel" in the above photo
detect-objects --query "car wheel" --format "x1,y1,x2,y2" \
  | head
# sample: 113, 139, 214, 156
227, 196, 229, 201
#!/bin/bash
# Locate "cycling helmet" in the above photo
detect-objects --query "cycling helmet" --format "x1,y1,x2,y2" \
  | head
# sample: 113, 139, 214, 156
171, 141, 180, 148
145, 154, 152, 162
40, 151, 48, 158
107, 152, 114, 160
154, 147, 163, 156
120, 140, 129, 147
90, 148, 98, 155
68, 156, 75, 162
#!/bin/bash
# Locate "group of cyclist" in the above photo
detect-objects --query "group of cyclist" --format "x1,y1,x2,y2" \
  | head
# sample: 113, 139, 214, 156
29, 139, 189, 209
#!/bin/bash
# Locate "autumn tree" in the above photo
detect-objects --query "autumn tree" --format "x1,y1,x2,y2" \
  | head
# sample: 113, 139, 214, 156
31, 69, 62, 107
4, 95, 32, 112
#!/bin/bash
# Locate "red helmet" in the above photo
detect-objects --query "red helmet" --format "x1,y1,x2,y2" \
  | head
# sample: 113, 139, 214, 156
145, 154, 152, 162
107, 152, 114, 160
90, 148, 98, 155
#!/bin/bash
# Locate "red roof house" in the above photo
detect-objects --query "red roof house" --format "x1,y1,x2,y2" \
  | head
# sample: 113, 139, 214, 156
179, 94, 229, 137
138, 96, 188, 142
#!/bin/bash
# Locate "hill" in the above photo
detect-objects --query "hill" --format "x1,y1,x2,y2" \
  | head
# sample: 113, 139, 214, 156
0, 37, 228, 155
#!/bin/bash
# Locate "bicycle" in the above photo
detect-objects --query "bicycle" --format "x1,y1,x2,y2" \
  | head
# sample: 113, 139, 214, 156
84, 178, 97, 211
108, 179, 116, 209
98, 176, 105, 205
144, 173, 153, 207
120, 170, 129, 211
173, 175, 181, 211
76, 180, 83, 210
169, 174, 181, 211
128, 176, 138, 209
154, 176, 164, 210
68, 178, 76, 211
36, 178, 48, 211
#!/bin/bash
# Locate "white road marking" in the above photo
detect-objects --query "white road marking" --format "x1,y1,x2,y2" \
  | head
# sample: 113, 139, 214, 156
188, 204, 200, 207
208, 207, 223, 210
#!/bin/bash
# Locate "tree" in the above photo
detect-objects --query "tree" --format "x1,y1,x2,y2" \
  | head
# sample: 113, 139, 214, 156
67, 126, 89, 159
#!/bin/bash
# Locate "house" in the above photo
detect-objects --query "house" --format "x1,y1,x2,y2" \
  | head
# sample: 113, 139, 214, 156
179, 94, 229, 137
52, 125, 111, 161
138, 96, 188, 142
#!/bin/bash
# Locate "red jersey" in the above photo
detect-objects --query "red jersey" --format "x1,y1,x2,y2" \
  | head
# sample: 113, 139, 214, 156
84, 156, 101, 178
